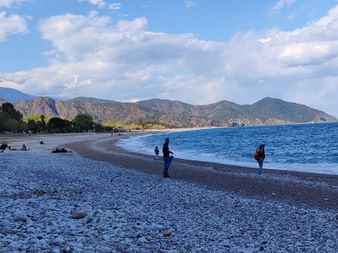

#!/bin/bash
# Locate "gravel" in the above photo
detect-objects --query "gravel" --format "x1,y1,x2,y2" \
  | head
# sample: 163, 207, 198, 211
0, 135, 337, 252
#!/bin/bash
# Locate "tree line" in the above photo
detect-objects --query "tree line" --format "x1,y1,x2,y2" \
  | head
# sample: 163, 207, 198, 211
0, 102, 107, 134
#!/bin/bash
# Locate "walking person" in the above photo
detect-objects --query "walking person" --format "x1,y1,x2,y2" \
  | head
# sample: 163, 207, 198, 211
154, 146, 159, 160
254, 144, 265, 175
162, 138, 174, 178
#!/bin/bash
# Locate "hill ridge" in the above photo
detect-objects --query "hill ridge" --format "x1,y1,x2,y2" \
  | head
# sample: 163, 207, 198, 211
5, 96, 335, 128
1, 87, 336, 127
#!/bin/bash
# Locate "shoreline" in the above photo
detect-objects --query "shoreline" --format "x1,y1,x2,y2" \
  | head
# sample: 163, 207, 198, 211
65, 133, 338, 210
117, 137, 338, 176
120, 126, 338, 176
117, 131, 338, 176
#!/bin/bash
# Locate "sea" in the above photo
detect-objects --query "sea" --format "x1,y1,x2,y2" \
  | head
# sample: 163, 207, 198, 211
117, 123, 338, 175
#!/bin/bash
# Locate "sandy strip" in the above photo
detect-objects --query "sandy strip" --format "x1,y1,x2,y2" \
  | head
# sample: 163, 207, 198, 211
64, 133, 338, 210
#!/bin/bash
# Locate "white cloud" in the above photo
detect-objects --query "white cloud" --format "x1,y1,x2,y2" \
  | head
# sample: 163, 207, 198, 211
79, 0, 122, 10
79, 0, 106, 9
108, 2, 121, 10
0, 0, 27, 8
2, 5, 338, 116
270, 0, 296, 15
0, 11, 28, 42
90, 0, 106, 8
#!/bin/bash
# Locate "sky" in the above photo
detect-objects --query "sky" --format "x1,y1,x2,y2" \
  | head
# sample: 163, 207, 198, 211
1, 0, 338, 117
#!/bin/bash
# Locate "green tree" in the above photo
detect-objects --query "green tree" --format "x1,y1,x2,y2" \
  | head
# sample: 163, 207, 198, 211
0, 102, 23, 132
73, 114, 94, 131
25, 114, 42, 122
47, 117, 72, 133
27, 119, 38, 133
3, 118, 20, 132
1, 102, 22, 121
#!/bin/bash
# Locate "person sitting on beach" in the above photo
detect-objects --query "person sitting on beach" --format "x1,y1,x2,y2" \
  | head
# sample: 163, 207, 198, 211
162, 138, 174, 178
154, 146, 159, 160
52, 147, 70, 153
254, 144, 265, 175
0, 143, 8, 152
21, 144, 28, 151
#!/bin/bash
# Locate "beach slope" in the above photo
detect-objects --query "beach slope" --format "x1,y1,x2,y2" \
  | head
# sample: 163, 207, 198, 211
0, 133, 337, 252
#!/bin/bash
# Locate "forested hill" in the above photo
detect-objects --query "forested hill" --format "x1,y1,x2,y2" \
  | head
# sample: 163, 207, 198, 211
0, 97, 334, 128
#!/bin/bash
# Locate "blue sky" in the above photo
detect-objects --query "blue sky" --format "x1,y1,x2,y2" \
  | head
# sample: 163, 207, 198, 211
1, 0, 338, 116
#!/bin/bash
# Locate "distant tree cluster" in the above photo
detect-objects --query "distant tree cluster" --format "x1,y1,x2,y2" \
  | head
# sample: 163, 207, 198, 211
25, 114, 47, 133
106, 120, 166, 131
0, 102, 108, 134
46, 114, 106, 133
1, 102, 168, 134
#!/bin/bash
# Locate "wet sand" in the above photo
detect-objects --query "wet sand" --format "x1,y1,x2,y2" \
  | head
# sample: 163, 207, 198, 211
66, 134, 338, 210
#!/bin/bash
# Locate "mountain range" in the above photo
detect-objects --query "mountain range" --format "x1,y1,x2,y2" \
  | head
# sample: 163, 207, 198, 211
0, 87, 35, 101
0, 87, 336, 128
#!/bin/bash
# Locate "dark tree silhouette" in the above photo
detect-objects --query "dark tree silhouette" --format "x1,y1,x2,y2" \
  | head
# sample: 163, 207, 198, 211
73, 114, 94, 131
1, 102, 22, 121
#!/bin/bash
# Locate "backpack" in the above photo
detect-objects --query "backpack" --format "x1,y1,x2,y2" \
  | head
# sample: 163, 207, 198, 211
254, 151, 260, 161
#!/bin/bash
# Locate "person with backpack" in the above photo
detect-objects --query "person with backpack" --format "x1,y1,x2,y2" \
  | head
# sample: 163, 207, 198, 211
162, 138, 174, 178
254, 144, 265, 175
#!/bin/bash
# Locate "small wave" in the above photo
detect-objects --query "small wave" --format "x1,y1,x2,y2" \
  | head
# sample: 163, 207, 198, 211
118, 123, 338, 175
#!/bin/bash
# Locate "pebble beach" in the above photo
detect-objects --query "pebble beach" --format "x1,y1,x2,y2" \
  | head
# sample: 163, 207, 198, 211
0, 133, 337, 252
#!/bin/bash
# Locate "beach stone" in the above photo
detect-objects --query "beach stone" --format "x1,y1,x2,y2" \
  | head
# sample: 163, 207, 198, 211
49, 238, 63, 247
86, 218, 93, 224
137, 236, 148, 243
145, 236, 153, 242
60, 246, 72, 253
70, 211, 86, 219
34, 190, 47, 196
162, 230, 172, 237
52, 247, 60, 253
13, 216, 27, 222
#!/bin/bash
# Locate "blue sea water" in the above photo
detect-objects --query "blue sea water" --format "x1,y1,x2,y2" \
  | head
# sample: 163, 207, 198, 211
117, 123, 338, 175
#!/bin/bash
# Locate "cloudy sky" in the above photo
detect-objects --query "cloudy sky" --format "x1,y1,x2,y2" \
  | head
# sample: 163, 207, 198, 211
1, 0, 338, 116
